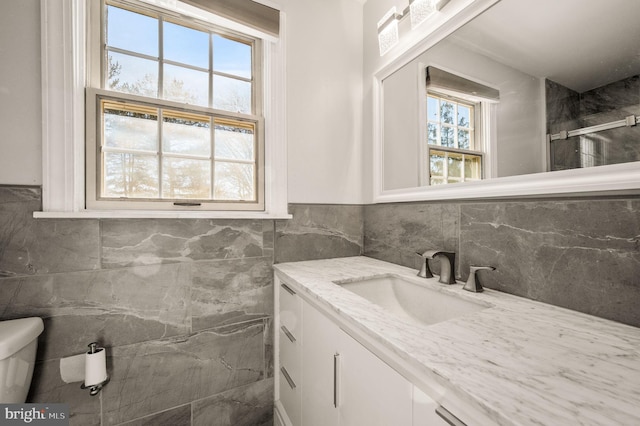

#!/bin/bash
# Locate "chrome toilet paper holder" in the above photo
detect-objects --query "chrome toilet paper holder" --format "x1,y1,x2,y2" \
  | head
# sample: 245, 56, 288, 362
80, 342, 110, 396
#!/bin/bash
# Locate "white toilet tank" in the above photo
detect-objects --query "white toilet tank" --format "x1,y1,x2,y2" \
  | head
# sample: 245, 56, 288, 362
0, 317, 44, 403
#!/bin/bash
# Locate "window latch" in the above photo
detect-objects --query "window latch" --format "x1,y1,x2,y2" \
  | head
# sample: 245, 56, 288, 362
173, 202, 202, 207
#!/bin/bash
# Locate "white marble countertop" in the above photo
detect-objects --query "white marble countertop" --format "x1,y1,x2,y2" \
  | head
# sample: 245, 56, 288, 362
273, 256, 640, 426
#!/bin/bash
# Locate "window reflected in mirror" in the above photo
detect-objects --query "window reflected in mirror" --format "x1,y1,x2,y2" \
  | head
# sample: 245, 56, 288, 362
429, 149, 482, 185
426, 92, 483, 185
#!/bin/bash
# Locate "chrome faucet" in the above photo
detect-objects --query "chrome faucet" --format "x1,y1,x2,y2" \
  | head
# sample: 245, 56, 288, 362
463, 266, 496, 292
416, 250, 456, 285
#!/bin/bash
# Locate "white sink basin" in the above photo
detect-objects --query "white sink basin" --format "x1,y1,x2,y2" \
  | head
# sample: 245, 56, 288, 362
336, 275, 488, 326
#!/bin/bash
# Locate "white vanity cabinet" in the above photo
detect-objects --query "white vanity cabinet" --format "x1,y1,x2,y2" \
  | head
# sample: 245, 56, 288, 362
336, 322, 414, 426
274, 275, 450, 426
302, 300, 414, 426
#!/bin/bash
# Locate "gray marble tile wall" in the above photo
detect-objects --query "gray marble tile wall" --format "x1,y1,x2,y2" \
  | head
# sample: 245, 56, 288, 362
547, 76, 640, 170
364, 198, 640, 328
546, 79, 583, 171
5, 185, 637, 420
0, 191, 363, 425
546, 79, 580, 135
0, 186, 275, 426
581, 75, 640, 118
579, 75, 640, 166
275, 204, 364, 263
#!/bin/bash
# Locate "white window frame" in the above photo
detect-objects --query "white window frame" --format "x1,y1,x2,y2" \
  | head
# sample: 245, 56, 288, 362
425, 91, 483, 185
417, 63, 495, 187
38, 0, 289, 219
87, 0, 265, 211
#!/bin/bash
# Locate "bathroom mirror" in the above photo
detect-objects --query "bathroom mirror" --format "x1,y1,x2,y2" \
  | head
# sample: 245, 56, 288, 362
375, 0, 640, 201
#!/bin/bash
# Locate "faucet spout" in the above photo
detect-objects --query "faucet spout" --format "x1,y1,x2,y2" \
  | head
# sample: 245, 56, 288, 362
417, 250, 456, 285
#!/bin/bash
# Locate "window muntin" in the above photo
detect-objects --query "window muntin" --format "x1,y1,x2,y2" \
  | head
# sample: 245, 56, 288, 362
427, 93, 476, 151
98, 97, 258, 203
105, 2, 254, 112
426, 91, 483, 185
89, 0, 264, 210
429, 149, 482, 186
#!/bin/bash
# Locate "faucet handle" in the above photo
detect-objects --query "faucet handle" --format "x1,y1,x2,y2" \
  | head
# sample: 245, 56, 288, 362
463, 266, 496, 293
415, 251, 434, 278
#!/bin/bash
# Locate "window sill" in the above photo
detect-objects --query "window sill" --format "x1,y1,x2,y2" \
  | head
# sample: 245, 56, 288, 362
33, 210, 292, 220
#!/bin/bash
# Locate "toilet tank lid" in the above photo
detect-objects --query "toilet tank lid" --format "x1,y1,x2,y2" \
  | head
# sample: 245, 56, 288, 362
0, 317, 44, 360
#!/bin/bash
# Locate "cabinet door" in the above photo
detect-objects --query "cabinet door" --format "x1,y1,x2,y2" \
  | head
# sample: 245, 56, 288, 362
338, 328, 413, 426
413, 387, 451, 426
301, 301, 340, 426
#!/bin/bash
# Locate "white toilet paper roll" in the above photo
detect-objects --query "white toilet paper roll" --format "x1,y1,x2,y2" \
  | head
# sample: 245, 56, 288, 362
60, 353, 86, 383
84, 348, 108, 387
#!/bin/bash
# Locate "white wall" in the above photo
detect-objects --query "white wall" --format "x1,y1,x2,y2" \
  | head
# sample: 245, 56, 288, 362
279, 0, 364, 204
0, 0, 42, 185
382, 63, 420, 190
0, 0, 365, 204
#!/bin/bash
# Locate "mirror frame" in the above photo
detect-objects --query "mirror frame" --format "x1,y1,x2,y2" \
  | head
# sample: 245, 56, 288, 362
372, 0, 640, 202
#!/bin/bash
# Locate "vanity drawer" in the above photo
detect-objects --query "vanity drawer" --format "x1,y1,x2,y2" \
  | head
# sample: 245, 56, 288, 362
279, 324, 301, 381
279, 281, 302, 338
277, 277, 302, 425
279, 364, 300, 426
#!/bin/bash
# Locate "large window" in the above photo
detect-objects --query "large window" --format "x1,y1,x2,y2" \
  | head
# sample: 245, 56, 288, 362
86, 0, 264, 211
426, 92, 483, 185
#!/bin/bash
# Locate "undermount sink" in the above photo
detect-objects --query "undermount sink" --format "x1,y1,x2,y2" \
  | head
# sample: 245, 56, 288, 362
336, 275, 488, 326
